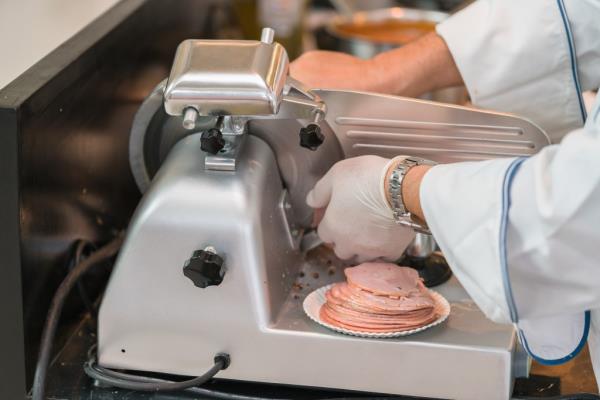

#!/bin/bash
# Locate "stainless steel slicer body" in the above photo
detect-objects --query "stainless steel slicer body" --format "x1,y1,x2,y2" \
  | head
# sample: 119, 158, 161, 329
98, 29, 550, 400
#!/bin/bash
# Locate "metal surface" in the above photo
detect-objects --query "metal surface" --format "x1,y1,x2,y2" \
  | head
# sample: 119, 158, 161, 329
163, 39, 289, 117
316, 89, 551, 162
260, 27, 275, 44
128, 82, 340, 227
280, 190, 303, 250
249, 118, 343, 228
99, 133, 525, 400
182, 108, 198, 130
129, 79, 218, 193
128, 87, 550, 230
204, 135, 245, 171
407, 233, 437, 258
46, 261, 595, 399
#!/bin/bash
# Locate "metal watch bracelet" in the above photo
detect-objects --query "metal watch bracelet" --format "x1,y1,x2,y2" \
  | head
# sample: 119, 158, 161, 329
388, 156, 436, 235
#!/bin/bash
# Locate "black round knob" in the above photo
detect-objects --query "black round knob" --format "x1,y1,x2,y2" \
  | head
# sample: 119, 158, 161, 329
183, 249, 225, 288
201, 128, 225, 154
299, 124, 324, 151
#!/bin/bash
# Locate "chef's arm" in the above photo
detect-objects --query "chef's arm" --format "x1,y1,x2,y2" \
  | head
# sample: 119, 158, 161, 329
436, 0, 600, 140
293, 1, 600, 140
400, 0, 600, 325
290, 32, 463, 98
371, 32, 463, 97
412, 107, 600, 319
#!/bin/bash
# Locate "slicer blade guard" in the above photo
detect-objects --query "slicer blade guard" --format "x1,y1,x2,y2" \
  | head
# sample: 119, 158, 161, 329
314, 89, 550, 162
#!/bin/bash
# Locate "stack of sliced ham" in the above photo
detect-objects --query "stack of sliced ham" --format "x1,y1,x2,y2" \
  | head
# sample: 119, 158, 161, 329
320, 263, 438, 332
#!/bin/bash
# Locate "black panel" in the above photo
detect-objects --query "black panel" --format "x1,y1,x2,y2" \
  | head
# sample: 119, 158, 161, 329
0, 105, 27, 399
0, 0, 221, 395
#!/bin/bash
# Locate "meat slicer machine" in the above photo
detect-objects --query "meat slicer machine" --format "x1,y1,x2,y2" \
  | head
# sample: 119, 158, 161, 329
97, 28, 551, 400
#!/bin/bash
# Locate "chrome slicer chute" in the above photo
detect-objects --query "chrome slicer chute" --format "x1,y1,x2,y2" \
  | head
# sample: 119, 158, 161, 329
98, 28, 550, 400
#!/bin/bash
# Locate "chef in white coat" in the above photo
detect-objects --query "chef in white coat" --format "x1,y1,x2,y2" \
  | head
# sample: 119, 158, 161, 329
291, 0, 600, 382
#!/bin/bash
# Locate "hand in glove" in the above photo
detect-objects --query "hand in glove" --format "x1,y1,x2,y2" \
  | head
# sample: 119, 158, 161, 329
306, 155, 416, 262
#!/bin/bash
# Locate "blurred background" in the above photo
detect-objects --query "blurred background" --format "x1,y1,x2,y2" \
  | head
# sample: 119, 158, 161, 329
0, 0, 595, 398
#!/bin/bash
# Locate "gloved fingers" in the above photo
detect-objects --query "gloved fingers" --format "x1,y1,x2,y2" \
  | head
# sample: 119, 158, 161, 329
392, 227, 417, 253
316, 218, 334, 245
380, 249, 406, 263
332, 243, 356, 260
315, 218, 355, 260
352, 244, 403, 263
354, 253, 376, 264
306, 168, 335, 209
311, 207, 326, 227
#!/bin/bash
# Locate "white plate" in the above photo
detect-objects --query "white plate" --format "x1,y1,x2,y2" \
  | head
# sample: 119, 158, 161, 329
303, 283, 450, 338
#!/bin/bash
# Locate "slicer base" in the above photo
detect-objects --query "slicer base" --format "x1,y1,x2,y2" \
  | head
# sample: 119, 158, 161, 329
99, 134, 524, 400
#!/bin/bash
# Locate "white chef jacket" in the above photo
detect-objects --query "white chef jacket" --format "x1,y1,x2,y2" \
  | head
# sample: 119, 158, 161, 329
421, 0, 600, 380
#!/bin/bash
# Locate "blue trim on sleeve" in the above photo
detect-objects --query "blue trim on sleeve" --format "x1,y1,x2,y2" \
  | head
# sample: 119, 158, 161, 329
518, 311, 590, 366
557, 0, 587, 123
499, 158, 526, 324
499, 157, 590, 365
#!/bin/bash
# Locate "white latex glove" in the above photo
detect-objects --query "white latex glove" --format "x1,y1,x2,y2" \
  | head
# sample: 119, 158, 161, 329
306, 155, 416, 262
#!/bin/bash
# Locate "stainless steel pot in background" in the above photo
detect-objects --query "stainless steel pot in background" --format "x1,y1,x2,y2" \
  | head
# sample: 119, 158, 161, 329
315, 7, 468, 104
328, 7, 447, 58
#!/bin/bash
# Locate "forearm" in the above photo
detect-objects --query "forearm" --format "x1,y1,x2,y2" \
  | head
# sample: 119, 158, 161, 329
290, 32, 463, 98
370, 32, 463, 97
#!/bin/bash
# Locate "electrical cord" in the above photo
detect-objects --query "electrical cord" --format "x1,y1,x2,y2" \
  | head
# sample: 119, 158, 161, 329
84, 356, 229, 392
84, 344, 278, 399
84, 344, 230, 392
68, 239, 97, 318
83, 348, 285, 400
32, 235, 124, 400
84, 361, 279, 400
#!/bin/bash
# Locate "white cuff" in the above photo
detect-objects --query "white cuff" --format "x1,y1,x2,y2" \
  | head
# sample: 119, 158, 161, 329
420, 158, 515, 323
436, 0, 584, 141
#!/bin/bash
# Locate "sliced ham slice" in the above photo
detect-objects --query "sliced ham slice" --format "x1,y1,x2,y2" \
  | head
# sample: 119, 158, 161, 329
345, 263, 421, 297
320, 263, 438, 333
323, 303, 436, 326
320, 306, 437, 332
330, 283, 434, 314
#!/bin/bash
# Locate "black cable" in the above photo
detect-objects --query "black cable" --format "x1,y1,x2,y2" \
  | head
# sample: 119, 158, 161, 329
84, 348, 230, 392
32, 235, 124, 400
68, 239, 97, 318
85, 354, 279, 400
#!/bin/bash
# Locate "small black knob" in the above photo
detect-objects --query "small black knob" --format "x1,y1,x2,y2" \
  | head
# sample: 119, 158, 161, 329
201, 128, 225, 154
299, 124, 324, 151
183, 249, 225, 288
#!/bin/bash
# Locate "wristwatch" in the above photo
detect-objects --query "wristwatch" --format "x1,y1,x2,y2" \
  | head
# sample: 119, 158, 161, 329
387, 156, 436, 234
